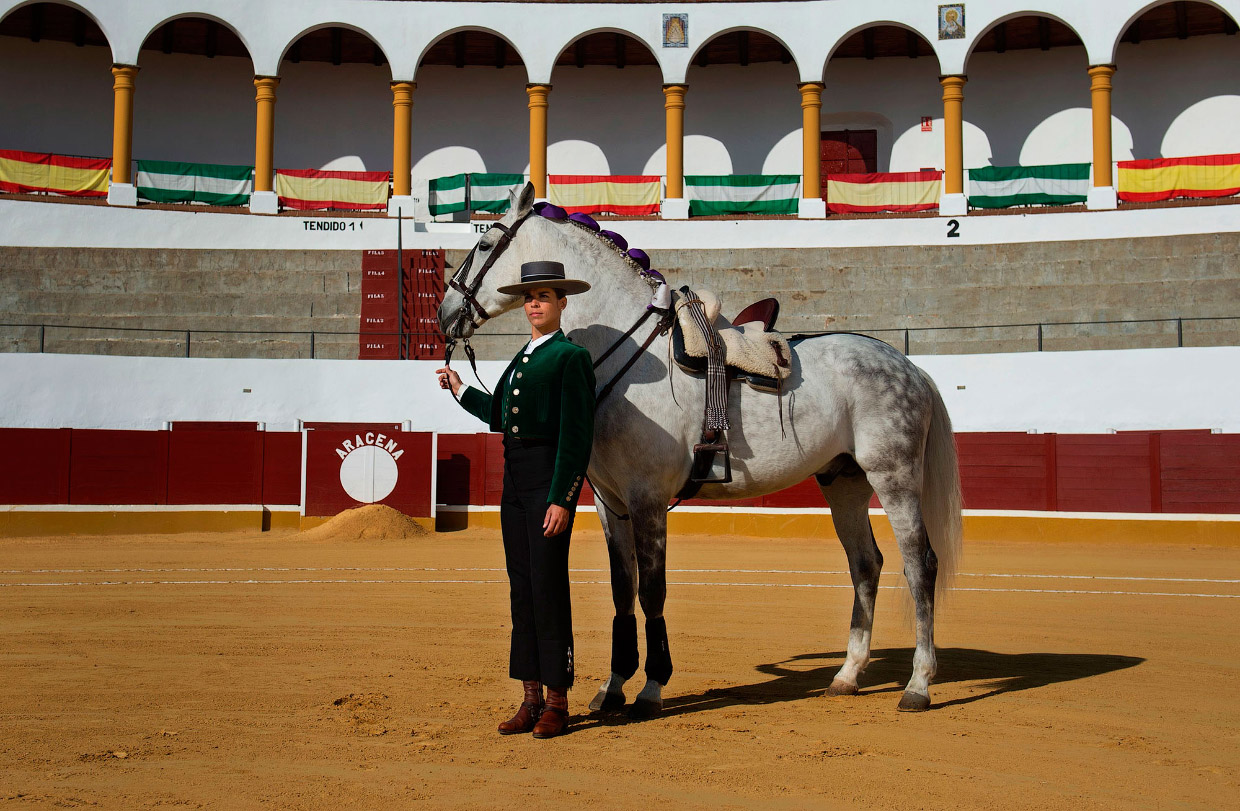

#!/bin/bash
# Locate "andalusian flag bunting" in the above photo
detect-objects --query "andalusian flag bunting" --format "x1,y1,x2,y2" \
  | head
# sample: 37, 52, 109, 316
469, 173, 524, 214
826, 171, 941, 213
549, 175, 661, 216
276, 168, 390, 211
0, 149, 110, 197
136, 159, 253, 206
1118, 153, 1240, 203
428, 173, 467, 216
685, 175, 799, 216
968, 163, 1090, 208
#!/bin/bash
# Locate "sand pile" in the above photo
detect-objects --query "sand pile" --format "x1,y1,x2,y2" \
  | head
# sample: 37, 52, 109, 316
298, 504, 429, 543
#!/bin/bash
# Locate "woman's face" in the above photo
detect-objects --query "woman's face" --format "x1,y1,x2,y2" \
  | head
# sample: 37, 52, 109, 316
523, 287, 567, 331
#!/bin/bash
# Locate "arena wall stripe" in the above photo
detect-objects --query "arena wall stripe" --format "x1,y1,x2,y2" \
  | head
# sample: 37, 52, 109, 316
0, 506, 301, 537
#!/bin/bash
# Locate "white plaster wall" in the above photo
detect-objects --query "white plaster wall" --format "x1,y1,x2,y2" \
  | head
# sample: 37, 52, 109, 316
2, 347, 1237, 434
2, 17, 1238, 179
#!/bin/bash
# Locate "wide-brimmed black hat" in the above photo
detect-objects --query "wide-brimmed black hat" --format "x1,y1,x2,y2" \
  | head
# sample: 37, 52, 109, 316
496, 261, 592, 296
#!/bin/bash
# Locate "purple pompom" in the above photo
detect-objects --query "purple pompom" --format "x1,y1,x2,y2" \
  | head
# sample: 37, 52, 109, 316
533, 201, 567, 220
598, 230, 629, 252
567, 212, 599, 231
646, 269, 665, 283
626, 248, 650, 271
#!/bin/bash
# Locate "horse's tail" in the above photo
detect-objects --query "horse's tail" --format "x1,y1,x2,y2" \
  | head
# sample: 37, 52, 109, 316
917, 368, 963, 600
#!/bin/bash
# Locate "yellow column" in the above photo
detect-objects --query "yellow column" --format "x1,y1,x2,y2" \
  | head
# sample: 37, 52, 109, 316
799, 82, 824, 199
253, 76, 279, 193
663, 84, 687, 199
1089, 65, 1116, 188
110, 65, 139, 185
940, 75, 967, 195
527, 84, 551, 198
391, 81, 415, 198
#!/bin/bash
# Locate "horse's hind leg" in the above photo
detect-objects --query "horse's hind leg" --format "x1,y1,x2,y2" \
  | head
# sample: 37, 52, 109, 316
628, 494, 672, 720
588, 492, 640, 713
816, 463, 883, 697
865, 466, 939, 712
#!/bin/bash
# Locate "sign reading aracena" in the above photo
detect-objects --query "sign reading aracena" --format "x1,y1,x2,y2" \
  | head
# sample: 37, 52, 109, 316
304, 427, 433, 518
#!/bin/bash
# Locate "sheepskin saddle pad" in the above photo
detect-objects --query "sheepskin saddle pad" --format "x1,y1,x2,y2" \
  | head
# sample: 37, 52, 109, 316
672, 287, 792, 390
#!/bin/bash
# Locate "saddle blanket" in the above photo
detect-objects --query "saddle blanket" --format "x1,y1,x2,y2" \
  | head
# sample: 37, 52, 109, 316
674, 288, 792, 381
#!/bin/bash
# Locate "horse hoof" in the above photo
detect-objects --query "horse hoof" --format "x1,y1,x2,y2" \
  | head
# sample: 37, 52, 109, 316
588, 689, 626, 713
897, 692, 931, 712
627, 697, 662, 720
826, 680, 859, 697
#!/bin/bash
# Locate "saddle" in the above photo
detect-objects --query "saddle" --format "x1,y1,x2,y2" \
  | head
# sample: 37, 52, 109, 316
670, 286, 792, 495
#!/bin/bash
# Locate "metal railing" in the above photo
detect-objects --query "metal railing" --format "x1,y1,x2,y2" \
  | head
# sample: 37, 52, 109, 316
2, 315, 1238, 359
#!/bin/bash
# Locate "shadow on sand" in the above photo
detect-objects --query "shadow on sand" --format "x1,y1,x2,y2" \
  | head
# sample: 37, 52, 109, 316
573, 647, 1144, 729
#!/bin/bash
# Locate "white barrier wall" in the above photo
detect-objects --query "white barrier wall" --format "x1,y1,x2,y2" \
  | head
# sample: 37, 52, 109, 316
3, 347, 1237, 434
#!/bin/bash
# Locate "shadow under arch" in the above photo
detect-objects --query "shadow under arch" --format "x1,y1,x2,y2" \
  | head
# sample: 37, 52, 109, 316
276, 21, 391, 70
0, 0, 113, 56
573, 647, 1144, 727
414, 25, 529, 83
961, 10, 1086, 74
548, 26, 660, 72
688, 25, 798, 72
1109, 0, 1239, 61
819, 21, 938, 81
137, 12, 255, 73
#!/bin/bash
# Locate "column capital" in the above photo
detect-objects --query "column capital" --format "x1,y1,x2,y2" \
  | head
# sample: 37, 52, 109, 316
1088, 64, 1117, 89
111, 64, 139, 87
663, 84, 686, 109
390, 81, 415, 107
939, 74, 967, 100
798, 82, 823, 109
253, 76, 279, 102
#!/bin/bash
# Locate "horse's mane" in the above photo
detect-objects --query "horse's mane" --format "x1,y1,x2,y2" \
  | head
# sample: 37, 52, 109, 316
553, 217, 662, 292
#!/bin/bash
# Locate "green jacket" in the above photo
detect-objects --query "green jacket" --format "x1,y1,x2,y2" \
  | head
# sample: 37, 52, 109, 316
459, 332, 596, 508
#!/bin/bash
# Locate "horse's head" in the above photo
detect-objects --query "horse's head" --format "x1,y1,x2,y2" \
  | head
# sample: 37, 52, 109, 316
437, 182, 538, 339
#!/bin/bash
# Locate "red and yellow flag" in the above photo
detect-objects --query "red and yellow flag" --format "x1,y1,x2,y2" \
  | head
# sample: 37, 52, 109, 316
826, 170, 942, 214
1118, 153, 1240, 203
0, 149, 111, 197
275, 168, 390, 211
549, 175, 660, 216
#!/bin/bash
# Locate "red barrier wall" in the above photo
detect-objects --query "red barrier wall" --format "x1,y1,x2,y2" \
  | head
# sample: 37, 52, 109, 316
167, 429, 264, 504
70, 430, 169, 504
0, 428, 71, 504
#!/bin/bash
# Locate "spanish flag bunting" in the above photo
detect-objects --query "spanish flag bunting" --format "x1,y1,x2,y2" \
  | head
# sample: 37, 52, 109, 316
826, 170, 941, 214
1118, 153, 1240, 203
275, 168, 390, 211
549, 175, 661, 216
0, 149, 111, 197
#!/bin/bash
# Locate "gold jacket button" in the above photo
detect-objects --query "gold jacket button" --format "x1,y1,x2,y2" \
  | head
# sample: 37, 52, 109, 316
522, 357, 529, 363
511, 407, 519, 414
511, 425, 519, 433
512, 388, 520, 396
516, 372, 523, 379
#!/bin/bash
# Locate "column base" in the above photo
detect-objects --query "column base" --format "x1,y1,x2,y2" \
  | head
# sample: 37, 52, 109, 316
797, 198, 827, 219
1087, 186, 1118, 210
106, 183, 137, 207
661, 198, 689, 219
249, 191, 279, 215
939, 193, 968, 216
387, 195, 417, 218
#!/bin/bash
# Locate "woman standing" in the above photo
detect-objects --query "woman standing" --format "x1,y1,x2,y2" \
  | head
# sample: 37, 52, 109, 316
436, 261, 595, 739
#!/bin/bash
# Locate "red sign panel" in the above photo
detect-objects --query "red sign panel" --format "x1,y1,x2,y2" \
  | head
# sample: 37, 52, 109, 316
304, 426, 434, 518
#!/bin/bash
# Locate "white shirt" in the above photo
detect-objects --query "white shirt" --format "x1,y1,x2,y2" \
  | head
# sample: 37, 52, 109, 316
461, 330, 560, 399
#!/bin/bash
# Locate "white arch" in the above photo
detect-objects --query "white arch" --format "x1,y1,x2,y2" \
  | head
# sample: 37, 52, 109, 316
412, 25, 531, 84
960, 10, 1089, 74
0, 0, 120, 63
133, 13, 258, 75
545, 25, 661, 79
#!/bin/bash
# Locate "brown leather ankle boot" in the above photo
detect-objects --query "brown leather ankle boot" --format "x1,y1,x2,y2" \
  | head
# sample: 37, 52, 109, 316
532, 687, 569, 739
497, 681, 543, 735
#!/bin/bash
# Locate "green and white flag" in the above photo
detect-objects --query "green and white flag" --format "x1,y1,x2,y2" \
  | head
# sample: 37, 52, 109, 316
428, 173, 468, 216
685, 175, 800, 216
968, 163, 1090, 208
469, 173, 524, 214
136, 160, 253, 206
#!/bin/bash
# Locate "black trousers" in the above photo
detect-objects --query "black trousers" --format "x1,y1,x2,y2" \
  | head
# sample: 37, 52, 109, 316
500, 437, 575, 689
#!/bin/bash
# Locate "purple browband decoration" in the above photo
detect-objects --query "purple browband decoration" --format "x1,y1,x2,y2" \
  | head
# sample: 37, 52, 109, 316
598, 229, 628, 251
567, 212, 599, 231
533, 201, 567, 219
645, 269, 665, 283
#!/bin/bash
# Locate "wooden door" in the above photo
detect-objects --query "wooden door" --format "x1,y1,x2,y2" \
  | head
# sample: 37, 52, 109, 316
820, 129, 878, 193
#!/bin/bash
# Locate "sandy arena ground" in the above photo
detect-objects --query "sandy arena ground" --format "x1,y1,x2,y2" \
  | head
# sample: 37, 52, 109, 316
2, 520, 1238, 809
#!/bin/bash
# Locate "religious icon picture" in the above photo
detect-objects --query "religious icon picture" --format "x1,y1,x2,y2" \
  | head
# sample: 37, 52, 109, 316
938, 4, 965, 40
663, 13, 688, 48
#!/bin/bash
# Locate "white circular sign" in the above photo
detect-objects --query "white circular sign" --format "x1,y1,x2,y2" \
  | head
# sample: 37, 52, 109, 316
339, 445, 400, 503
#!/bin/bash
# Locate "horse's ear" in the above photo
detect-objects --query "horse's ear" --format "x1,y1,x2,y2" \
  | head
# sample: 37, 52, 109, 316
514, 182, 536, 218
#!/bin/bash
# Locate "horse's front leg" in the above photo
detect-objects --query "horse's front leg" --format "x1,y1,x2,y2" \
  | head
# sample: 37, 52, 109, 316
629, 496, 672, 720
588, 488, 639, 713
